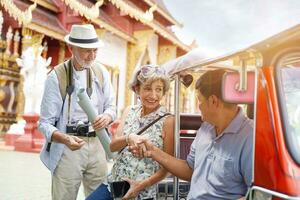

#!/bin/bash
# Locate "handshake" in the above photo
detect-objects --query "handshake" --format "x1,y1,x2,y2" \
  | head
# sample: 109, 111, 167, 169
126, 134, 157, 159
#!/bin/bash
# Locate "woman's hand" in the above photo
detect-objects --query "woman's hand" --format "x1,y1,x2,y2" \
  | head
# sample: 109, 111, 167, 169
122, 178, 144, 200
127, 134, 148, 153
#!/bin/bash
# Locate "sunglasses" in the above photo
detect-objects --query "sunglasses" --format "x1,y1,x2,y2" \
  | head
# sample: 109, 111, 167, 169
139, 65, 166, 79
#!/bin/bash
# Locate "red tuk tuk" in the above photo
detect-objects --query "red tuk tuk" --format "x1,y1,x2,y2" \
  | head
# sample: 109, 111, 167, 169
161, 24, 300, 199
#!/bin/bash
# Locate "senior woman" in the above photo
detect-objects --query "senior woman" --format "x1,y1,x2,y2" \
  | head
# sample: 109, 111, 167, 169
86, 64, 174, 200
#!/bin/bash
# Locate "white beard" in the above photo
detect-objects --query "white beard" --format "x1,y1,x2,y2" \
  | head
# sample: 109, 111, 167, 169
83, 61, 94, 69
74, 54, 94, 69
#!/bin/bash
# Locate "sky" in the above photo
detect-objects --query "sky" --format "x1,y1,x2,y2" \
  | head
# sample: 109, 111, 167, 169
163, 0, 300, 55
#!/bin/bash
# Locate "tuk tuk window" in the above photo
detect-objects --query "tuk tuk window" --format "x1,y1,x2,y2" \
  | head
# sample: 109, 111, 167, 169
277, 53, 300, 164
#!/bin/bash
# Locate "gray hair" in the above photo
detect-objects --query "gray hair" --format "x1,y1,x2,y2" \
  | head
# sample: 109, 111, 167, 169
128, 64, 170, 95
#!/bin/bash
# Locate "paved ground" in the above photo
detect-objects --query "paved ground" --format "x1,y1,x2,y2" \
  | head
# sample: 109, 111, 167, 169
0, 150, 85, 200
0, 150, 184, 200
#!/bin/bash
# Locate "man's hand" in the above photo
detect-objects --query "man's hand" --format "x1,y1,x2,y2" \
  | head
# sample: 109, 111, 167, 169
92, 113, 112, 130
129, 138, 155, 158
51, 130, 85, 150
64, 135, 85, 151
127, 134, 148, 148
127, 134, 148, 158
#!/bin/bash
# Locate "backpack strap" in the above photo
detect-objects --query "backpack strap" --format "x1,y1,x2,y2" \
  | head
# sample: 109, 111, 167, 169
53, 60, 104, 101
90, 61, 104, 87
53, 60, 71, 101
46, 60, 105, 152
46, 61, 69, 153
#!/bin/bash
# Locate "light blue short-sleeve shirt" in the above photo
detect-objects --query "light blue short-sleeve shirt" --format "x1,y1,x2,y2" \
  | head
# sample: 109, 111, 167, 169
186, 108, 253, 200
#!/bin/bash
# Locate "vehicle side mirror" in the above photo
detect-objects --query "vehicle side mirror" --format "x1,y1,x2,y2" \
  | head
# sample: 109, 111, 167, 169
222, 71, 255, 104
178, 73, 193, 88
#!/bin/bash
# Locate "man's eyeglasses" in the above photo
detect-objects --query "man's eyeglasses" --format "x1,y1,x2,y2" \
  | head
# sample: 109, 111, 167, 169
139, 65, 166, 79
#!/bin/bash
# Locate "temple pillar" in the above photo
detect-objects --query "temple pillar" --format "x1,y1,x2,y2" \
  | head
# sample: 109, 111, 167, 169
124, 30, 155, 107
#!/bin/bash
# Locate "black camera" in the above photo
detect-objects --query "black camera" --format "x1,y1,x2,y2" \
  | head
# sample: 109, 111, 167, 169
66, 121, 89, 135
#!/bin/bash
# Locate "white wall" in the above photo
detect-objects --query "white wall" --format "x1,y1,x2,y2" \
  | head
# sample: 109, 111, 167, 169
97, 32, 127, 117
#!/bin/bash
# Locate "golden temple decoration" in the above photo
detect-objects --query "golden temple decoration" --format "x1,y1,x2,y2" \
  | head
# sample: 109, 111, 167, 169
5, 27, 13, 55
96, 29, 107, 38
106, 64, 120, 75
0, 0, 37, 25
0, 80, 6, 113
15, 75, 25, 119
62, 0, 104, 20
63, 0, 136, 42
28, 0, 59, 13
143, 0, 182, 27
109, 0, 157, 22
0, 26, 22, 134
109, 0, 191, 51
144, 4, 157, 21
13, 30, 20, 57
21, 28, 44, 51
158, 45, 177, 65
124, 30, 155, 107
27, 23, 64, 41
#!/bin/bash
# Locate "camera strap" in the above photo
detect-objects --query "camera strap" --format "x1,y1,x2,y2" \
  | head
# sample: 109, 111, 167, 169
46, 60, 93, 152
64, 60, 92, 124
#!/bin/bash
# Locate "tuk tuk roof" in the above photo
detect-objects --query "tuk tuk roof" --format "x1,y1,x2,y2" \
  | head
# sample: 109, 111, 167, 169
163, 23, 300, 75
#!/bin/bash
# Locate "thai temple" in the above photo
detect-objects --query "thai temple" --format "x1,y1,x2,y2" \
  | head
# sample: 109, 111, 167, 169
0, 0, 192, 152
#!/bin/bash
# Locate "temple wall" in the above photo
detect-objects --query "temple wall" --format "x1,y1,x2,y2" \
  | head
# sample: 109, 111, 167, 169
97, 31, 127, 116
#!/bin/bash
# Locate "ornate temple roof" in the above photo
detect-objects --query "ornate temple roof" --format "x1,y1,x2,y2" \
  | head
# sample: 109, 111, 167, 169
80, 0, 136, 43
143, 0, 181, 27
14, 0, 67, 41
113, 0, 190, 51
1, 0, 190, 51
28, 0, 59, 13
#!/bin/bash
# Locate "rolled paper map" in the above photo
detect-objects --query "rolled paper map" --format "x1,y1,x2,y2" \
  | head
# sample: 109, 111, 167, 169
77, 88, 116, 159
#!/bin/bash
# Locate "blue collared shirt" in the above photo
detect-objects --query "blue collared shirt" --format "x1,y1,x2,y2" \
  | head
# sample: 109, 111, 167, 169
186, 108, 253, 200
38, 63, 116, 173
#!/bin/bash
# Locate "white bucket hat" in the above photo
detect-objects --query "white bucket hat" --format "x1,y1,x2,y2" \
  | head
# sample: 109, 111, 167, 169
64, 24, 103, 48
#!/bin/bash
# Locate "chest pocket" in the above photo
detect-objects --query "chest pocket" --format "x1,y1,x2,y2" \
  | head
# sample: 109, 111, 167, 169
207, 155, 235, 187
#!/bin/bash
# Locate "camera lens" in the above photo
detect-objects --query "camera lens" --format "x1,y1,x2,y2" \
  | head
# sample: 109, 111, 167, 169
76, 124, 86, 134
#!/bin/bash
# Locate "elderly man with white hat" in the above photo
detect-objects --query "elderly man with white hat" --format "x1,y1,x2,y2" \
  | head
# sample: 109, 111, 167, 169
39, 24, 116, 200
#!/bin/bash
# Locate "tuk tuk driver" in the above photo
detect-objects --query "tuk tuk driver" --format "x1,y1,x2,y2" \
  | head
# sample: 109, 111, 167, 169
133, 69, 253, 199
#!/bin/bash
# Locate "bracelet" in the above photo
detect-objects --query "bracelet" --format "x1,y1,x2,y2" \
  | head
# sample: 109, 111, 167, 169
125, 133, 132, 144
